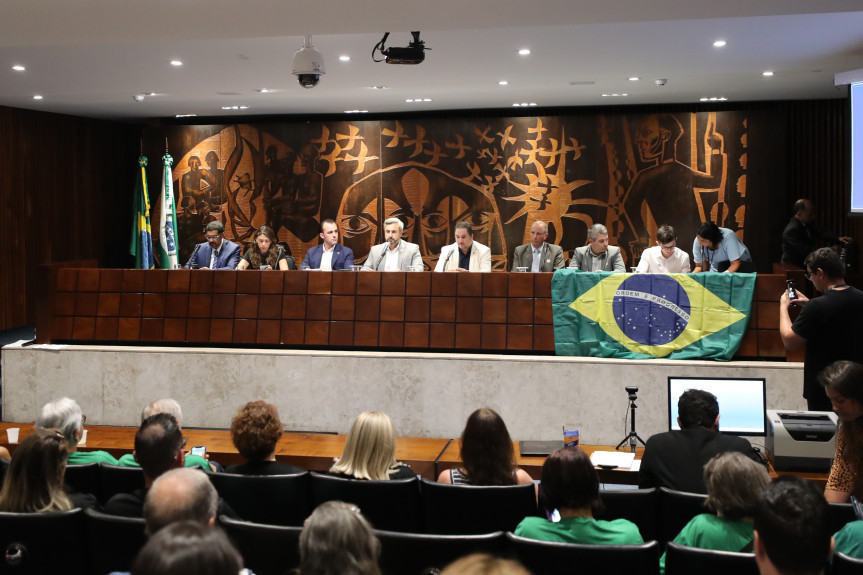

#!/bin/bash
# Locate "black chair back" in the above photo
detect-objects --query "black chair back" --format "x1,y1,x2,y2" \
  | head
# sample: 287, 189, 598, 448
658, 487, 709, 543
84, 508, 147, 575
99, 464, 146, 504
64, 462, 102, 501
664, 541, 758, 575
377, 529, 507, 575
507, 532, 660, 575
420, 478, 537, 535
220, 514, 302, 575
208, 471, 311, 526
311, 472, 421, 532
0, 508, 88, 575
596, 488, 659, 543
828, 502, 858, 535
832, 552, 863, 575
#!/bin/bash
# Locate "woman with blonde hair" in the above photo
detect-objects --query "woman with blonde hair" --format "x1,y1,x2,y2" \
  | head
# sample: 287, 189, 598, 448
329, 411, 415, 480
236, 225, 290, 270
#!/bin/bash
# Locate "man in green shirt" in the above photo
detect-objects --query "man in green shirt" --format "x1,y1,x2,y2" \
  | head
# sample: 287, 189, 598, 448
36, 397, 118, 465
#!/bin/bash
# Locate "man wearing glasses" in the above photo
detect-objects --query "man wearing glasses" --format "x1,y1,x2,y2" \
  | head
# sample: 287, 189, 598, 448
779, 248, 863, 411
183, 221, 241, 270
634, 225, 691, 273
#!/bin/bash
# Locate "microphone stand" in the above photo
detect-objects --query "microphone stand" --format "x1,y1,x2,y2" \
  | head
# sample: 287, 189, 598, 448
186, 244, 201, 269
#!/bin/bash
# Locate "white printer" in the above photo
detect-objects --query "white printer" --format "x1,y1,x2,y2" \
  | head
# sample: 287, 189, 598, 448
766, 410, 837, 472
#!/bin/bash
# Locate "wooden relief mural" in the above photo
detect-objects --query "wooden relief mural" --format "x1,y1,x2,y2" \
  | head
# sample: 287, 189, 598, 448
164, 111, 747, 269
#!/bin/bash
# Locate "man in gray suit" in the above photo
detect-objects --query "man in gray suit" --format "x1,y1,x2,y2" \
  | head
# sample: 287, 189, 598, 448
511, 221, 565, 272
362, 218, 423, 271
568, 223, 625, 272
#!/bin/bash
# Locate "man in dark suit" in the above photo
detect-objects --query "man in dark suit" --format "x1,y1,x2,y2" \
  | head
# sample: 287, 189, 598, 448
638, 389, 757, 493
183, 221, 241, 269
300, 219, 355, 270
511, 220, 565, 272
781, 198, 851, 269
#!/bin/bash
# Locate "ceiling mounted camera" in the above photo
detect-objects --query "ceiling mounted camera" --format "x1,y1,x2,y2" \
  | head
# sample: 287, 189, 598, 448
292, 36, 326, 89
655, 78, 668, 86
373, 31, 429, 65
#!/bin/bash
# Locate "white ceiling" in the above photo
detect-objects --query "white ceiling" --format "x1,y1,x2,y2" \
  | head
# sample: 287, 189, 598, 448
2, 0, 863, 122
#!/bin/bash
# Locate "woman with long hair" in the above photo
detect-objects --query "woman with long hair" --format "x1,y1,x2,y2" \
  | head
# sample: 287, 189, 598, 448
820, 360, 863, 502
329, 411, 415, 480
236, 225, 290, 270
298, 501, 382, 575
514, 446, 642, 544
0, 428, 97, 512
437, 407, 533, 486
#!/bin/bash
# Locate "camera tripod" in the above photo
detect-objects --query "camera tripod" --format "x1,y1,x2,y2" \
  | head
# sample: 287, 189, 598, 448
616, 387, 647, 453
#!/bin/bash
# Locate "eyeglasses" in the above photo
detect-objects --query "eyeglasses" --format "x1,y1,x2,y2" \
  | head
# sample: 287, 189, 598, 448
804, 270, 813, 280
205, 234, 222, 241
660, 243, 677, 252
181, 437, 188, 450
81, 414, 87, 425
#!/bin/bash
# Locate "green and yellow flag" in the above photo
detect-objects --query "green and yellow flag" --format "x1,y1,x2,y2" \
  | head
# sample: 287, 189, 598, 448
552, 270, 755, 360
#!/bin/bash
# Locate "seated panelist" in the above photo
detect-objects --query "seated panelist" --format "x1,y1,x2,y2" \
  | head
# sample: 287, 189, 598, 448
511, 221, 564, 272
301, 219, 355, 270
236, 225, 290, 270
362, 218, 423, 271
635, 224, 691, 273
184, 221, 241, 270
434, 221, 491, 272
568, 223, 625, 272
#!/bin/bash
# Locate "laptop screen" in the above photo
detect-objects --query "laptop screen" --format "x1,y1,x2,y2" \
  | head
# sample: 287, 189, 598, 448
668, 376, 767, 436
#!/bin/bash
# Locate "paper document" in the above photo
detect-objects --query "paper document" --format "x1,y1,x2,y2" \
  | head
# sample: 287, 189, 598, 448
590, 450, 636, 469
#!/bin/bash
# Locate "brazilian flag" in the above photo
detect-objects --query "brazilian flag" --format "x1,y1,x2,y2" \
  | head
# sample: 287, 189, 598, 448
552, 270, 755, 360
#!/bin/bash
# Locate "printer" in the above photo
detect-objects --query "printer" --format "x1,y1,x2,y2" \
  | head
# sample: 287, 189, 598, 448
766, 410, 837, 472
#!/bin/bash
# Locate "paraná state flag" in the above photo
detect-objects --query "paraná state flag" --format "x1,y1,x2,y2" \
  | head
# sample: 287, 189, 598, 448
552, 270, 755, 360
157, 153, 179, 269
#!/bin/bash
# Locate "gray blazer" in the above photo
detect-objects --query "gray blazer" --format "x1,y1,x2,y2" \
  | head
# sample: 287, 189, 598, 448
362, 240, 423, 271
511, 242, 564, 272
569, 245, 625, 272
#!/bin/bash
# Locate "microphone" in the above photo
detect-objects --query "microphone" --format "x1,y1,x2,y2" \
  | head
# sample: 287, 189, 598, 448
187, 244, 201, 269
443, 246, 455, 270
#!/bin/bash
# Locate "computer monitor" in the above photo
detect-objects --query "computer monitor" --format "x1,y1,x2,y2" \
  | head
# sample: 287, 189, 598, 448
668, 376, 767, 436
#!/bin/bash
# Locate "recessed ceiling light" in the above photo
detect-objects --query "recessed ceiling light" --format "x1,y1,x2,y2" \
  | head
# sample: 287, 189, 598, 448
512, 102, 537, 107
762, 71, 774, 77
601, 93, 629, 97
12, 65, 25, 71
713, 40, 726, 48
368, 86, 388, 90
175, 114, 198, 118
33, 95, 43, 100
170, 60, 183, 66
339, 55, 350, 62
258, 88, 272, 93
345, 110, 368, 114
499, 81, 509, 86
406, 98, 432, 103
628, 77, 639, 82
221, 105, 249, 110
518, 49, 530, 56
700, 97, 728, 102
148, 92, 158, 96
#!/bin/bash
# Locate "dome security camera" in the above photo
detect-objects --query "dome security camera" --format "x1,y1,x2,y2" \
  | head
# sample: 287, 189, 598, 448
292, 36, 326, 89
133, 94, 146, 102
654, 78, 667, 86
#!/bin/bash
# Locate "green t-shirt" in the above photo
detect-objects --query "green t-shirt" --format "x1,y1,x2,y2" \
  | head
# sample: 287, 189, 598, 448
834, 520, 863, 560
116, 452, 211, 471
514, 515, 644, 546
68, 450, 119, 466
660, 514, 754, 574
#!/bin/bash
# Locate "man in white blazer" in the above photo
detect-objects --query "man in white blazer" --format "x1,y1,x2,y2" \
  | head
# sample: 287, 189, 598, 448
434, 221, 492, 272
511, 221, 565, 272
363, 218, 423, 271
568, 223, 626, 272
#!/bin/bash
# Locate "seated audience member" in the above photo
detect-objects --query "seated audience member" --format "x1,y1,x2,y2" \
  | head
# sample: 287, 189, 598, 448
36, 396, 118, 465
753, 476, 833, 575
819, 361, 863, 502
143, 468, 219, 536
514, 447, 643, 545
236, 225, 290, 270
0, 446, 10, 460
635, 224, 691, 273
117, 398, 215, 472
226, 400, 304, 475
298, 500, 382, 575
105, 413, 185, 517
692, 221, 755, 273
0, 428, 98, 511
329, 411, 415, 480
639, 389, 756, 493
568, 223, 626, 272
437, 407, 533, 487
131, 521, 243, 575
659, 451, 770, 573
441, 553, 531, 575
833, 520, 863, 560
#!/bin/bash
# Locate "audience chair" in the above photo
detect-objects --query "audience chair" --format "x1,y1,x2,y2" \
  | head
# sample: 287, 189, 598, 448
827, 502, 857, 535
376, 529, 507, 575
220, 514, 302, 575
420, 478, 537, 535
310, 472, 421, 532
832, 552, 863, 575
506, 532, 660, 575
207, 470, 311, 527
84, 508, 147, 575
596, 487, 659, 543
0, 508, 88, 575
664, 541, 758, 575
658, 487, 709, 544
99, 463, 146, 504
64, 462, 102, 501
